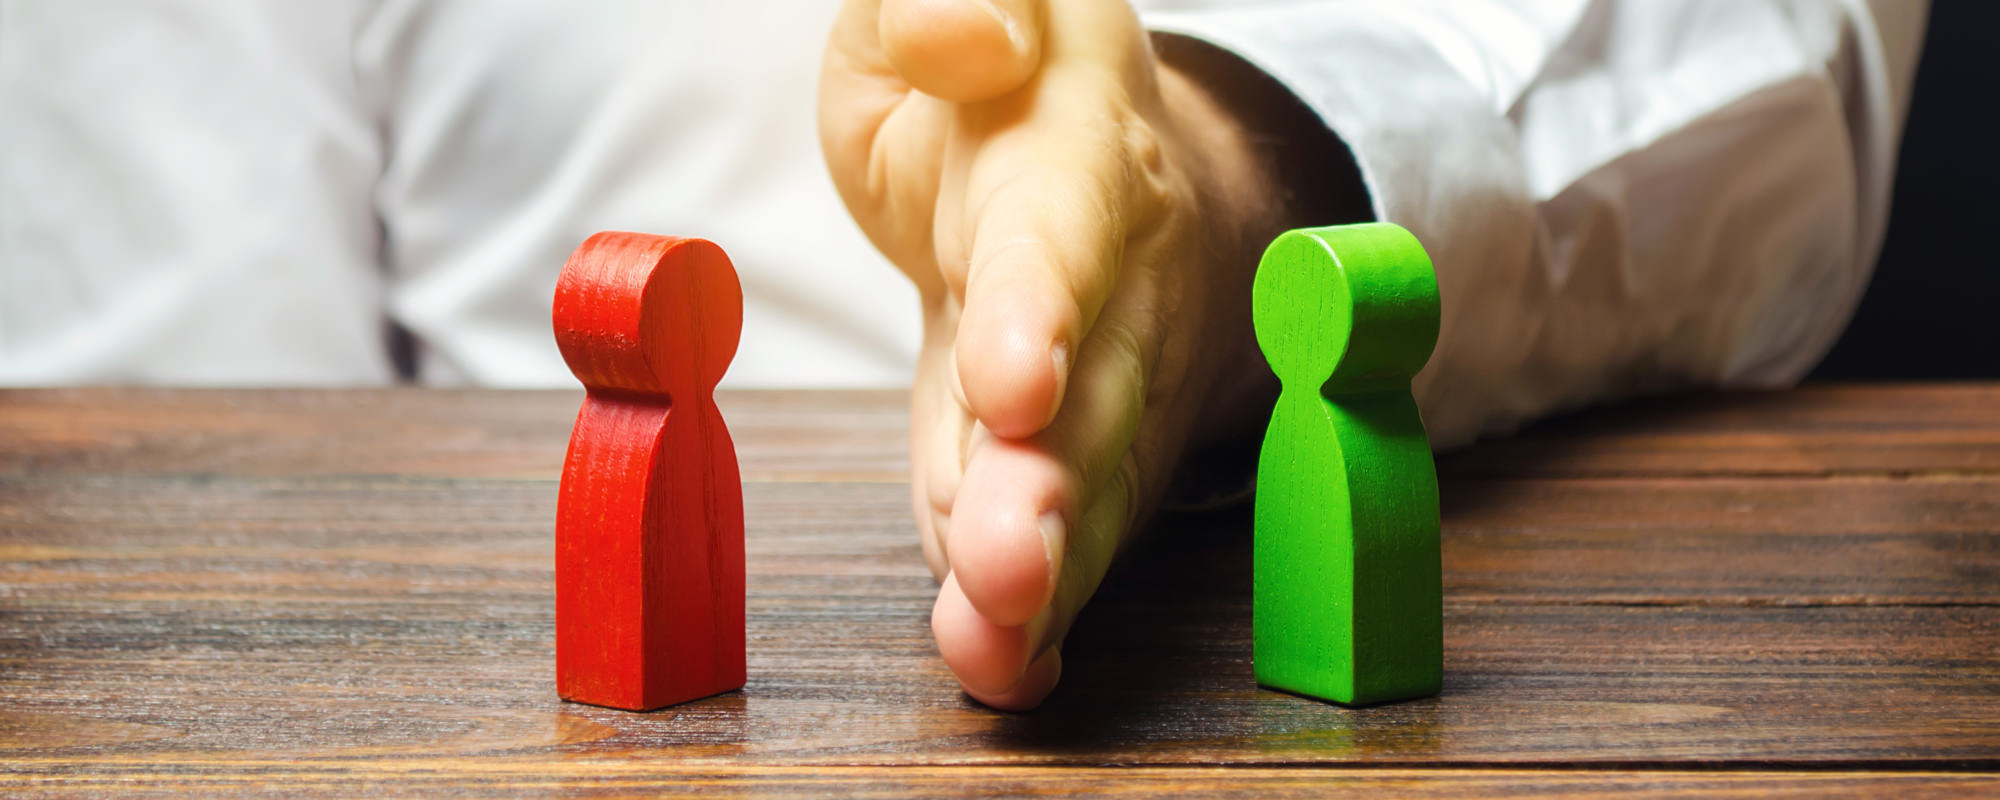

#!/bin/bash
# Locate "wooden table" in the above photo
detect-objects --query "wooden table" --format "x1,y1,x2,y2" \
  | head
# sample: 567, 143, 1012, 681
3, 386, 1996, 797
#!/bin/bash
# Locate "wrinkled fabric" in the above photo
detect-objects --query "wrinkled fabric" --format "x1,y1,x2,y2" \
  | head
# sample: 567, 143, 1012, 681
1, 1, 919, 387
1, 1, 1926, 439
1147, 0, 1927, 444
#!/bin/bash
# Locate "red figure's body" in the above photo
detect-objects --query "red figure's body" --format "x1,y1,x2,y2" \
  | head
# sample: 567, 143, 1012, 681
552, 232, 745, 711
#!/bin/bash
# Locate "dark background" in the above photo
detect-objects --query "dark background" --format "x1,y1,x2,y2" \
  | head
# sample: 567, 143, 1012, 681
1810, 0, 1998, 379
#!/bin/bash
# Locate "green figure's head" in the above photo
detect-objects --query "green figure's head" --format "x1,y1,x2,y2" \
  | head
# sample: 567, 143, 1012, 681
1251, 223, 1442, 394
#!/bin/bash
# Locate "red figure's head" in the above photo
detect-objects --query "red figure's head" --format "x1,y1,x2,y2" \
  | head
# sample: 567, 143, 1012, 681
553, 232, 744, 399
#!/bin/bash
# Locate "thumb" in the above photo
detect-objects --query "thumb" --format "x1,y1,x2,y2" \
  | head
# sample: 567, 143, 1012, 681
879, 0, 1043, 103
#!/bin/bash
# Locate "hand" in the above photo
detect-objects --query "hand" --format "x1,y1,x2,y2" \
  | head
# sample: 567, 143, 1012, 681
820, 0, 1288, 709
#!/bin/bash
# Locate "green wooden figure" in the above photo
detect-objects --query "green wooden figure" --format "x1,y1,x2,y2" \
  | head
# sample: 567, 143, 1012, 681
1251, 222, 1442, 706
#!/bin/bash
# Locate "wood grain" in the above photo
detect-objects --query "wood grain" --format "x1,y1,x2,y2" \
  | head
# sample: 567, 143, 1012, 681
4, 383, 1993, 482
2, 386, 1997, 796
2, 765, 1995, 799
0, 388, 908, 481
8, 471, 1989, 606
1436, 383, 2000, 478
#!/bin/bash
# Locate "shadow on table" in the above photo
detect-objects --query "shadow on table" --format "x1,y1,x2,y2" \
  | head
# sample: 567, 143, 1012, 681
964, 394, 1798, 756
976, 502, 1444, 760
981, 502, 1256, 751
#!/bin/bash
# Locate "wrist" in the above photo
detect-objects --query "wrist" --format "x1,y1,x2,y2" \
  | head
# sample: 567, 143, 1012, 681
1152, 32, 1372, 233
1145, 33, 1377, 510
1154, 58, 1281, 264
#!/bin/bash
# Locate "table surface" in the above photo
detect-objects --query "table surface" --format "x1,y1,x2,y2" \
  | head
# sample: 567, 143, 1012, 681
2, 385, 1996, 797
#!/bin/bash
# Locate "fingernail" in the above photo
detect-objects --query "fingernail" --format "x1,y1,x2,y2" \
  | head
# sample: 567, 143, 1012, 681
978, 0, 1026, 51
1050, 340, 1070, 405
1037, 511, 1066, 585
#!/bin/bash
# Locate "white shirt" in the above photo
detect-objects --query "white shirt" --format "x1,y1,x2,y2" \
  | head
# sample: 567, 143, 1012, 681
0, 1, 1927, 445
2, 1, 919, 388
1152, 0, 1927, 443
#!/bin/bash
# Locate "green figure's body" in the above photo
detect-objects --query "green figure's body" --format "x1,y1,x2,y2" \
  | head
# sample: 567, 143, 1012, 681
1251, 223, 1442, 706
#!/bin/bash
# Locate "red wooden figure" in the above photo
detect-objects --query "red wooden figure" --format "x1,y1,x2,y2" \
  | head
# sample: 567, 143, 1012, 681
552, 232, 746, 711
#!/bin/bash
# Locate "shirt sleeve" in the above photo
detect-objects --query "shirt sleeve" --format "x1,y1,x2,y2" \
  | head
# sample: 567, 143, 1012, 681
1142, 0, 1929, 446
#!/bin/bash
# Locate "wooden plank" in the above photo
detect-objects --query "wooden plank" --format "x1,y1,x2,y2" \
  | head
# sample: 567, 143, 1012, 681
0, 592, 1993, 766
1437, 475, 2000, 604
4, 384, 1998, 485
0, 388, 909, 482
1438, 384, 2000, 479
3, 480, 1996, 766
7, 472, 1993, 605
5, 387, 1998, 783
1, 764, 1995, 799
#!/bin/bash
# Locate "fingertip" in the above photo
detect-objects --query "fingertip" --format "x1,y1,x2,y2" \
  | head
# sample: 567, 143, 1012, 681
954, 334, 1063, 440
931, 573, 1036, 696
962, 646, 1062, 711
948, 441, 1068, 627
955, 277, 1074, 439
879, 0, 1040, 103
